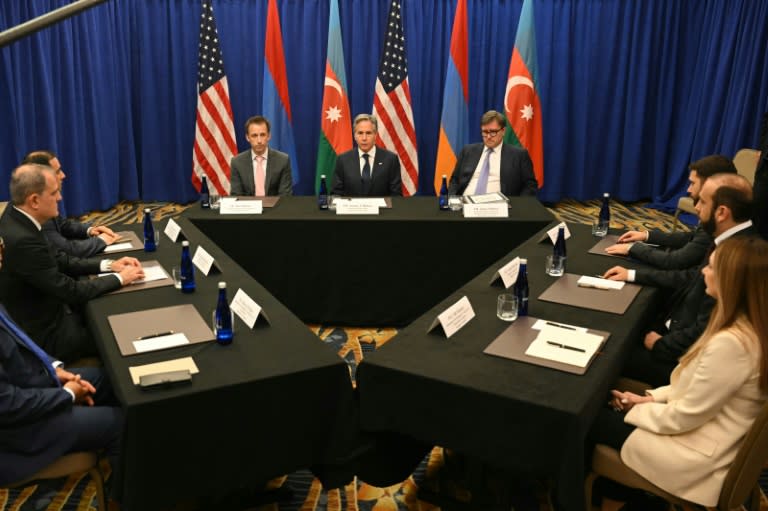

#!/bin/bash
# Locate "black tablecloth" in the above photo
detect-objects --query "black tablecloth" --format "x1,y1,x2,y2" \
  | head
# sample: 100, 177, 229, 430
356, 224, 665, 511
185, 197, 554, 325
85, 218, 357, 511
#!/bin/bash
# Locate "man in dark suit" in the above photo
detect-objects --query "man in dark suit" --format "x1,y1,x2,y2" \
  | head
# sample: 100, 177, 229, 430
604, 154, 736, 269
448, 110, 538, 197
22, 150, 121, 258
0, 235, 122, 487
229, 116, 293, 196
604, 174, 755, 386
331, 113, 402, 197
0, 164, 144, 362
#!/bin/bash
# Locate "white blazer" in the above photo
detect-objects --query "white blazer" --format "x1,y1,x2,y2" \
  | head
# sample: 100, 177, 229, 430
621, 328, 766, 506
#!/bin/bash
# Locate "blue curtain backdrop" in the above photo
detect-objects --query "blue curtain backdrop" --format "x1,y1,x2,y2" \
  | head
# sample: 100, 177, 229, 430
1, 0, 767, 215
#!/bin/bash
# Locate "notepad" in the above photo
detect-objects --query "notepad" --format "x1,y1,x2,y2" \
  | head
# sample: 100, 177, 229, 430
576, 275, 625, 290
524, 325, 604, 368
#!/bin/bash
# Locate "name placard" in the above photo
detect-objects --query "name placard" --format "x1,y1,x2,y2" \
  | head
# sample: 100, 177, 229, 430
546, 221, 572, 244
490, 257, 520, 289
230, 288, 270, 328
164, 218, 182, 242
192, 246, 216, 275
335, 201, 380, 215
220, 198, 263, 215
427, 295, 475, 339
462, 202, 509, 218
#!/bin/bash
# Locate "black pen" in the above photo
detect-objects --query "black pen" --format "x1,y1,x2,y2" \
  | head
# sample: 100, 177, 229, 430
545, 321, 577, 331
547, 340, 586, 353
137, 330, 175, 340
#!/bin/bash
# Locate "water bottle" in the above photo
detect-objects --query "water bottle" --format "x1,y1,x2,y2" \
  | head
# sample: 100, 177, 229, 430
438, 175, 449, 210
514, 258, 529, 316
143, 208, 156, 252
179, 240, 196, 293
595, 193, 610, 237
200, 176, 211, 209
318, 175, 329, 210
554, 225, 567, 259
214, 282, 234, 345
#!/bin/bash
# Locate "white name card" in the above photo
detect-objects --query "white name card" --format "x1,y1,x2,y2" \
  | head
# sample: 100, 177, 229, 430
230, 288, 269, 328
428, 295, 476, 339
490, 257, 520, 289
220, 198, 263, 215
462, 202, 509, 218
164, 218, 182, 242
547, 221, 572, 244
335, 201, 380, 215
192, 245, 216, 275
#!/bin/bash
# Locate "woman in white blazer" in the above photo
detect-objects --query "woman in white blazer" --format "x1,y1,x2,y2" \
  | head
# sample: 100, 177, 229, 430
592, 236, 768, 509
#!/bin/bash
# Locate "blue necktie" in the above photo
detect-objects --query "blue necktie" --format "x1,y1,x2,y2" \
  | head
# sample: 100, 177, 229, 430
475, 147, 493, 195
0, 308, 60, 387
361, 153, 372, 195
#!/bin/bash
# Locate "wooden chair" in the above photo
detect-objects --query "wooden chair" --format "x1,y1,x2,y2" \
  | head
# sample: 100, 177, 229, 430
732, 148, 761, 186
585, 403, 768, 511
8, 452, 106, 510
672, 196, 697, 232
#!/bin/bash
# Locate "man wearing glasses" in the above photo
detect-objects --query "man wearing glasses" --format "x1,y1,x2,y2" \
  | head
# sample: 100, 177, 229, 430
22, 150, 121, 257
448, 110, 538, 197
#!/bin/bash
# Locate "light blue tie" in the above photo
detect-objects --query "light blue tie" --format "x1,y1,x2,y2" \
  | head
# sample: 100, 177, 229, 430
475, 147, 493, 195
0, 308, 60, 386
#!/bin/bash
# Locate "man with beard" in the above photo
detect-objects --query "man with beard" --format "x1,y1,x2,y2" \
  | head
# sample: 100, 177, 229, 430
602, 173, 755, 386
604, 155, 736, 269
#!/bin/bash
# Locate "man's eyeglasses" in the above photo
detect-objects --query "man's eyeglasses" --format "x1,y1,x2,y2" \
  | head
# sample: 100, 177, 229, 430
481, 128, 503, 137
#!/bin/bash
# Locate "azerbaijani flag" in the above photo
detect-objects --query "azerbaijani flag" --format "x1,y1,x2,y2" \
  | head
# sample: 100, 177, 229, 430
263, 0, 300, 186
434, 0, 469, 194
316, 0, 352, 192
503, 0, 544, 187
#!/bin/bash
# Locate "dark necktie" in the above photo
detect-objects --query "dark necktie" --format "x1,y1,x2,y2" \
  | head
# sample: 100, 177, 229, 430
361, 153, 371, 195
0, 308, 60, 386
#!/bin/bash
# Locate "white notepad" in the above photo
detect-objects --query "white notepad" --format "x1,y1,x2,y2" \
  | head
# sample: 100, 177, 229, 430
524, 325, 604, 368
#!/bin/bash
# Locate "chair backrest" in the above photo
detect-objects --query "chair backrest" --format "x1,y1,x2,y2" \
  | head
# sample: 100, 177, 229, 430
733, 148, 761, 186
718, 403, 768, 510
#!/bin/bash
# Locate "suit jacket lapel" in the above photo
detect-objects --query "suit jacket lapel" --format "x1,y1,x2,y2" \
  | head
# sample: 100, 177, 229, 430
264, 149, 274, 194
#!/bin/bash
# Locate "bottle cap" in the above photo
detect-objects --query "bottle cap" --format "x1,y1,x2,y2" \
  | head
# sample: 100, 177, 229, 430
520, 258, 527, 264
218, 282, 226, 289
320, 174, 326, 178
442, 174, 447, 178
182, 240, 189, 247
603, 192, 610, 197
144, 207, 151, 213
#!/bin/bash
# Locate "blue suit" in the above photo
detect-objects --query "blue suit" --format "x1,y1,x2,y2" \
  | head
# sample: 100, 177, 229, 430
0, 305, 122, 485
42, 215, 106, 258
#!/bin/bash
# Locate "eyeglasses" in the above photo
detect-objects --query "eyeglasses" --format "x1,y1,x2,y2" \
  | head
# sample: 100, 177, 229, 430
481, 128, 503, 137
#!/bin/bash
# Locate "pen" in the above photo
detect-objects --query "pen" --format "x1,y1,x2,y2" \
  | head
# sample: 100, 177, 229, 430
137, 330, 175, 340
545, 321, 577, 331
546, 340, 586, 353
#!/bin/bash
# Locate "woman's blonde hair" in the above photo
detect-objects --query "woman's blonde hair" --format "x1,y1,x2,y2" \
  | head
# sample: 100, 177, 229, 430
679, 236, 768, 390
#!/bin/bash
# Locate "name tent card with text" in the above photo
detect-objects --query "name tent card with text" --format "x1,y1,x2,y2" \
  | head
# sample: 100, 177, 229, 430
427, 296, 476, 339
546, 222, 572, 244
230, 288, 270, 329
164, 218, 182, 242
220, 198, 263, 214
192, 246, 217, 275
462, 203, 508, 218
490, 257, 521, 289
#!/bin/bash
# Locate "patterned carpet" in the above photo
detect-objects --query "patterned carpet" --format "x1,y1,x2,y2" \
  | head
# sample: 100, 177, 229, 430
0, 199, 720, 511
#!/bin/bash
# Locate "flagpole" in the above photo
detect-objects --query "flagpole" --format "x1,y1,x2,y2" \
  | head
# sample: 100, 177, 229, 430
0, 0, 109, 48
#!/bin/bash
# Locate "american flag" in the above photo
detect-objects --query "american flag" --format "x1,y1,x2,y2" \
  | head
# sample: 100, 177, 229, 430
372, 0, 419, 196
192, 0, 237, 195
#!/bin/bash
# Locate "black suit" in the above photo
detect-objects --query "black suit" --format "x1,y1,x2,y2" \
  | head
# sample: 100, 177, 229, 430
623, 224, 757, 386
448, 143, 538, 197
628, 226, 712, 270
331, 148, 403, 196
0, 207, 121, 362
0, 305, 122, 486
42, 215, 106, 258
